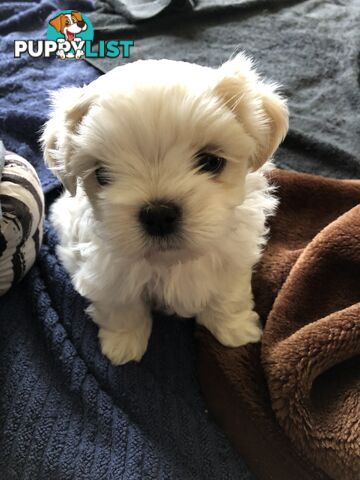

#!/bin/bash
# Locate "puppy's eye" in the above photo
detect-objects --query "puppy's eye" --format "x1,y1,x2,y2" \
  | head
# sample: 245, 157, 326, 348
195, 153, 226, 175
95, 167, 111, 186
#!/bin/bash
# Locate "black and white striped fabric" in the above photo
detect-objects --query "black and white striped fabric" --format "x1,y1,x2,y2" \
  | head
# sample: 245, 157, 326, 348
0, 147, 44, 296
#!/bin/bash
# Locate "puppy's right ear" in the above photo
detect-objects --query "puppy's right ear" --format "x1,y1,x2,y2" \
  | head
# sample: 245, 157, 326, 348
49, 15, 64, 33
41, 87, 96, 195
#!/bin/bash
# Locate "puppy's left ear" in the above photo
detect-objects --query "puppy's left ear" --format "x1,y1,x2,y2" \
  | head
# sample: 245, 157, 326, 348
41, 86, 96, 195
216, 53, 289, 170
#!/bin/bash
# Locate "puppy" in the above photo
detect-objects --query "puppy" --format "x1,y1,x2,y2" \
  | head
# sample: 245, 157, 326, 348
42, 54, 288, 365
49, 11, 87, 59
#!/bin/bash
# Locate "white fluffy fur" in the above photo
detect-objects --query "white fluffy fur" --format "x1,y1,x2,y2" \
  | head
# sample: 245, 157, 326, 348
42, 54, 288, 365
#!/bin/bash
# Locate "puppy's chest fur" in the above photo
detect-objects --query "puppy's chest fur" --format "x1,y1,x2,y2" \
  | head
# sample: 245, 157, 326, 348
97, 251, 225, 317
142, 259, 225, 317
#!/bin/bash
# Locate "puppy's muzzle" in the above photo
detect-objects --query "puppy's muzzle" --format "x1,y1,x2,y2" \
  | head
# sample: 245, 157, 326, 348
139, 200, 182, 237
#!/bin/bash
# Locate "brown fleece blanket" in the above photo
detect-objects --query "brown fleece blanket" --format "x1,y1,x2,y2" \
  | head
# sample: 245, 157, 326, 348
197, 169, 360, 480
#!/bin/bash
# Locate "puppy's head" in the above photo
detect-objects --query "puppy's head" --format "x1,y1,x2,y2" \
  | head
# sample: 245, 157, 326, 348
49, 11, 87, 37
42, 54, 288, 263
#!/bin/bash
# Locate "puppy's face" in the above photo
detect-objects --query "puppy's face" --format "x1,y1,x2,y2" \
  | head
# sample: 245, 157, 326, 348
49, 12, 87, 40
43, 56, 288, 263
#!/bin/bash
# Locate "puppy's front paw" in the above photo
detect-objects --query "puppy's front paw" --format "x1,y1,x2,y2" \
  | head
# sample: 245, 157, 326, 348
213, 310, 262, 347
98, 322, 151, 365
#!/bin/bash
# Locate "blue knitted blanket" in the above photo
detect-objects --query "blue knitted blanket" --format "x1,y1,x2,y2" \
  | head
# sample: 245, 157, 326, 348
0, 1, 253, 478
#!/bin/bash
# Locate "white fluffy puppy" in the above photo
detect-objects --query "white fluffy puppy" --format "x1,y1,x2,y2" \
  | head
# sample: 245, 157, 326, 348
42, 54, 288, 365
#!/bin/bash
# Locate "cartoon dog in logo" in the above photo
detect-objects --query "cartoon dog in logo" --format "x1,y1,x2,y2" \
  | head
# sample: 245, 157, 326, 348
49, 11, 87, 59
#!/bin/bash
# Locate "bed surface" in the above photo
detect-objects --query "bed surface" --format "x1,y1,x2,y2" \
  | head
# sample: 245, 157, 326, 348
0, 1, 359, 479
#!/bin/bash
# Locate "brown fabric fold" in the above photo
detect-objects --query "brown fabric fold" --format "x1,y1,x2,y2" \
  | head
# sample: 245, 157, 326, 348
197, 169, 360, 480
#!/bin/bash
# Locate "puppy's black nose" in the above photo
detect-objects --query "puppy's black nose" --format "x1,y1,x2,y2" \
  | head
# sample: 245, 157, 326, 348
77, 20, 85, 28
139, 201, 181, 237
